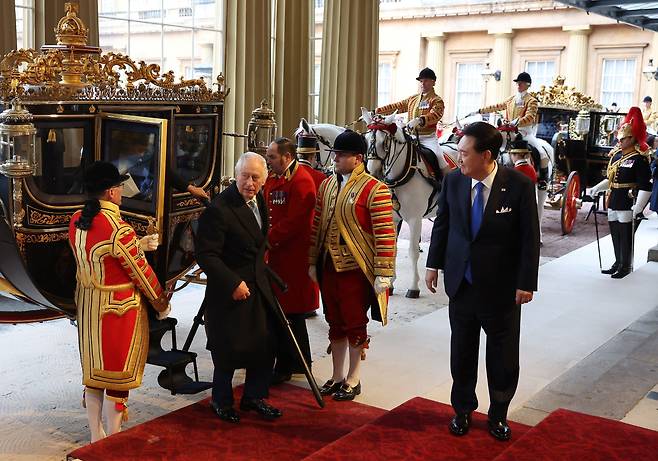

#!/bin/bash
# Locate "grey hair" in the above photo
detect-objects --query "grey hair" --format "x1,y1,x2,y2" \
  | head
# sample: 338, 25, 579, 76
234, 151, 267, 177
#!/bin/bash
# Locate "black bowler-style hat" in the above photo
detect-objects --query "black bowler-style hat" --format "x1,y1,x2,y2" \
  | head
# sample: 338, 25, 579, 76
297, 134, 320, 154
328, 129, 367, 156
643, 95, 653, 103
513, 72, 532, 84
84, 161, 129, 194
416, 67, 437, 81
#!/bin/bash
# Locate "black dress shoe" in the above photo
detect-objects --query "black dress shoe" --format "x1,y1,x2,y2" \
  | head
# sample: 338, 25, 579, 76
319, 379, 344, 396
270, 371, 292, 385
210, 401, 240, 424
488, 420, 511, 441
239, 398, 282, 420
333, 382, 361, 401
601, 263, 619, 275
448, 413, 471, 436
611, 267, 631, 279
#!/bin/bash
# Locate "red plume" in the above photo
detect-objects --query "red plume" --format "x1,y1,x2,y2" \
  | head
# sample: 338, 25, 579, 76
623, 106, 648, 151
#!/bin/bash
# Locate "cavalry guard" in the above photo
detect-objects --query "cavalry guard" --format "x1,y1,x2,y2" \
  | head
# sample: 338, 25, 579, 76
375, 67, 450, 173
591, 107, 652, 278
308, 130, 396, 401
69, 161, 170, 442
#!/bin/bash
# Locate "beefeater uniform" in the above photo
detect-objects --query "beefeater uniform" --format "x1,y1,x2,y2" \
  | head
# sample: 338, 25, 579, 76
264, 159, 319, 374
69, 200, 166, 413
309, 162, 396, 346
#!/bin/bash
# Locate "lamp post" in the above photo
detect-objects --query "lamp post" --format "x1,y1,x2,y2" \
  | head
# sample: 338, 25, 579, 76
0, 99, 37, 229
642, 59, 658, 82
247, 100, 277, 157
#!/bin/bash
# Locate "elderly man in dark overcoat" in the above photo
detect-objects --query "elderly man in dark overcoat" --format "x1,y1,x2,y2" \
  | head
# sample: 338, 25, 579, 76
196, 151, 282, 424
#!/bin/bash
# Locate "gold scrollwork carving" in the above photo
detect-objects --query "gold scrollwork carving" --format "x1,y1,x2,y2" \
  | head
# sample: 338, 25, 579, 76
28, 208, 71, 226
15, 231, 69, 254
532, 76, 602, 112
176, 197, 200, 209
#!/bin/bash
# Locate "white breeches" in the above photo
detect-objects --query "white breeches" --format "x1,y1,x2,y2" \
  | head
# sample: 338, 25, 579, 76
608, 209, 633, 223
418, 134, 450, 171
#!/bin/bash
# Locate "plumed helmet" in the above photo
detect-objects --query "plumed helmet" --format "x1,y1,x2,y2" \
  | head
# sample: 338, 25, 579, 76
617, 106, 648, 151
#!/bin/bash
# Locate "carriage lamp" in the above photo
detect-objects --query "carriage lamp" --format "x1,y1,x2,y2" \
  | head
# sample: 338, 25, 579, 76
0, 99, 37, 229
247, 100, 277, 156
574, 110, 591, 136
642, 59, 658, 81
481, 63, 501, 82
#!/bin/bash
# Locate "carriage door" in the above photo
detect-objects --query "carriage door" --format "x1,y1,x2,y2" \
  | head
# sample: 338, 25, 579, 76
97, 113, 169, 273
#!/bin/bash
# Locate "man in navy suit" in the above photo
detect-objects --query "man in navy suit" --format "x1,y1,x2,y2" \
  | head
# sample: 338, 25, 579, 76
425, 122, 539, 441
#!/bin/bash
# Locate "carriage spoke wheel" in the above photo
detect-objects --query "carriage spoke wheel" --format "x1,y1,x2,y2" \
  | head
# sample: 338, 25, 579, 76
560, 171, 580, 235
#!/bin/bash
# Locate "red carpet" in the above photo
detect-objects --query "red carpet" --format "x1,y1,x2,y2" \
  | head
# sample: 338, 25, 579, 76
303, 397, 531, 461
68, 383, 385, 461
492, 408, 658, 461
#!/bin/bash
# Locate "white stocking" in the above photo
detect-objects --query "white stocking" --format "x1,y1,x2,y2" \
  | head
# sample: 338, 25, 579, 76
346, 345, 363, 387
103, 398, 125, 436
84, 387, 106, 443
330, 337, 348, 382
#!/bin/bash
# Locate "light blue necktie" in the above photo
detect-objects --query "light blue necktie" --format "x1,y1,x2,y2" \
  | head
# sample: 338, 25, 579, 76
247, 199, 262, 229
465, 181, 484, 284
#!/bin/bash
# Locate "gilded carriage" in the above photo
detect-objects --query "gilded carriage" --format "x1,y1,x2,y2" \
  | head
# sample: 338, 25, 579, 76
0, 4, 227, 329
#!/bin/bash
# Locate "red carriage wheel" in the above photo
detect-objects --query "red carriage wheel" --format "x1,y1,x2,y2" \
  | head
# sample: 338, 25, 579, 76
560, 171, 580, 235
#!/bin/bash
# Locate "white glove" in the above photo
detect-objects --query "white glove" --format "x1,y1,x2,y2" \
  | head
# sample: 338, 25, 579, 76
510, 118, 520, 127
156, 303, 171, 320
139, 234, 159, 251
374, 276, 392, 294
589, 179, 609, 196
308, 265, 318, 283
633, 190, 651, 216
407, 117, 423, 130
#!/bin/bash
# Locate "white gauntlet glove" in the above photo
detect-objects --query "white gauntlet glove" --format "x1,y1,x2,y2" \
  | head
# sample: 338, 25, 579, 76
374, 276, 392, 294
308, 265, 318, 283
588, 179, 609, 197
156, 302, 171, 320
633, 190, 651, 216
510, 118, 520, 127
139, 234, 159, 252
407, 117, 423, 130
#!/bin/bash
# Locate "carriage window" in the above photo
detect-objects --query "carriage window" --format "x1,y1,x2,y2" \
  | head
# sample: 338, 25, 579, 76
173, 120, 213, 185
33, 127, 86, 195
106, 128, 158, 202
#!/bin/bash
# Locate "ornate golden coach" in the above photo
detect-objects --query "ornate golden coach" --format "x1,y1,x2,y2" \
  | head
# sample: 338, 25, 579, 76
0, 3, 227, 323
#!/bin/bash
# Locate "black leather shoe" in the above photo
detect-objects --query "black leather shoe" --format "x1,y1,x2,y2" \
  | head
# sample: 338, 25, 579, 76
270, 371, 292, 386
239, 398, 282, 420
210, 401, 240, 424
601, 263, 619, 275
332, 382, 361, 401
611, 267, 631, 279
488, 420, 511, 441
320, 379, 344, 396
448, 413, 471, 436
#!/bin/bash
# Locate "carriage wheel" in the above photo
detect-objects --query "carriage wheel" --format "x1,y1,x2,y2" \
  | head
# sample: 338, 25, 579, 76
560, 171, 580, 235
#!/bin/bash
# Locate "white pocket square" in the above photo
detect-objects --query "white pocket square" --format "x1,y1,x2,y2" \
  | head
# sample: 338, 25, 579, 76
496, 206, 512, 214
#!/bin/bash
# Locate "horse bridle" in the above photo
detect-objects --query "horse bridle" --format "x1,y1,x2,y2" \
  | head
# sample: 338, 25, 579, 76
366, 122, 417, 188
309, 126, 335, 172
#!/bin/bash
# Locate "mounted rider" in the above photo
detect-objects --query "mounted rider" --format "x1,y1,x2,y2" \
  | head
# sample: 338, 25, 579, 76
374, 67, 449, 175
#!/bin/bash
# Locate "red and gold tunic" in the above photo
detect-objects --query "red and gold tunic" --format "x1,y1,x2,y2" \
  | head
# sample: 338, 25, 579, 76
309, 163, 396, 324
479, 93, 538, 127
69, 200, 165, 391
376, 89, 444, 136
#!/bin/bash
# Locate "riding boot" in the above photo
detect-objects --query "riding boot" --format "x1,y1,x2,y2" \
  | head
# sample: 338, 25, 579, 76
602, 221, 621, 274
612, 222, 633, 278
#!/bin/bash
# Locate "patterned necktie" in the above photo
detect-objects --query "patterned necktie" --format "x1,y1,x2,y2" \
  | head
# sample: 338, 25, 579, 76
247, 199, 262, 229
465, 181, 484, 284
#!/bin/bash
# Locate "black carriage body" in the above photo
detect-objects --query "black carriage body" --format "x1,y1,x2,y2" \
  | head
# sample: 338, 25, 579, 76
0, 102, 224, 321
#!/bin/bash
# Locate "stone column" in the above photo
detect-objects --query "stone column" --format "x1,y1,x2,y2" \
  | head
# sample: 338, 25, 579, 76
425, 34, 446, 97
319, 0, 379, 125
488, 29, 514, 104
224, 0, 272, 175
0, 0, 16, 54
274, 0, 310, 139
36, 0, 99, 48
563, 25, 592, 93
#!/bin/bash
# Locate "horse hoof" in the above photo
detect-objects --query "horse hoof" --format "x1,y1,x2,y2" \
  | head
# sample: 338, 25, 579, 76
405, 289, 420, 299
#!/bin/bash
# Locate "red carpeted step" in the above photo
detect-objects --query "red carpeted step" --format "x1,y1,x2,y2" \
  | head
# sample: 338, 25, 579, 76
303, 397, 531, 461
68, 383, 385, 461
492, 408, 658, 461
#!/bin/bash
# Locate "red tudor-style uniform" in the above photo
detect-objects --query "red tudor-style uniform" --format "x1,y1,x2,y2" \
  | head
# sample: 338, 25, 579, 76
264, 160, 319, 314
69, 200, 165, 403
514, 160, 537, 183
299, 159, 328, 191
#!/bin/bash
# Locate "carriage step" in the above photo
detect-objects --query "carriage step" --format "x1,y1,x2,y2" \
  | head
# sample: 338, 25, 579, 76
147, 349, 196, 368
159, 376, 212, 395
149, 316, 177, 335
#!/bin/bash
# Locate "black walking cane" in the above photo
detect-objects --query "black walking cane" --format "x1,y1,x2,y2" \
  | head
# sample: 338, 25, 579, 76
197, 197, 325, 408
593, 193, 603, 271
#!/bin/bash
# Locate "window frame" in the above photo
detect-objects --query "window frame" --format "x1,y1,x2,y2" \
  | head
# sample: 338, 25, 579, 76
593, 43, 647, 112
15, 0, 36, 50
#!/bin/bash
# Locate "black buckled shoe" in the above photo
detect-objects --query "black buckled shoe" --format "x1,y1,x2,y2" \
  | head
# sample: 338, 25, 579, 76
488, 420, 512, 441
332, 382, 361, 401
320, 379, 344, 396
611, 267, 631, 279
210, 400, 240, 424
239, 398, 282, 420
448, 413, 471, 436
601, 262, 619, 275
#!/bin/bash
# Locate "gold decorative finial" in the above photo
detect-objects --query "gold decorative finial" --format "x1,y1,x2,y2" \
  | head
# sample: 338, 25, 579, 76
55, 2, 89, 47
532, 75, 602, 111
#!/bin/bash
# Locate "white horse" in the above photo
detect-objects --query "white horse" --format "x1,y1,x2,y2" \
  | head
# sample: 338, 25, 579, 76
361, 108, 458, 298
295, 119, 344, 174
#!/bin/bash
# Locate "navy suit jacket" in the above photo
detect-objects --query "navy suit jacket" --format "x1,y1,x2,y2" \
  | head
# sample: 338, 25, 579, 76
426, 166, 540, 306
